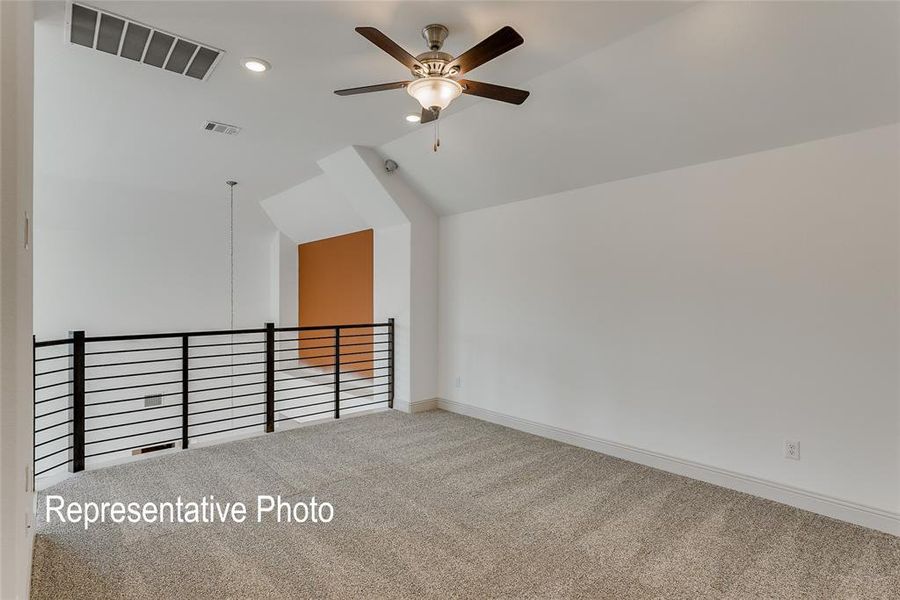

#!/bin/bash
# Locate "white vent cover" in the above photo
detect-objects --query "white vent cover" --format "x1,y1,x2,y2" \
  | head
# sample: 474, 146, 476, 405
204, 121, 241, 136
66, 2, 224, 81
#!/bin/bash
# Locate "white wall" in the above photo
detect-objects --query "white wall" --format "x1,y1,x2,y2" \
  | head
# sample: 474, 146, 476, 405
353, 147, 438, 404
33, 176, 277, 338
275, 232, 298, 327
0, 2, 34, 597
439, 125, 900, 524
374, 224, 412, 407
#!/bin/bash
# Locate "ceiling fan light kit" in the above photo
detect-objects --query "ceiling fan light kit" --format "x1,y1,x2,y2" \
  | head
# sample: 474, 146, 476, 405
407, 77, 462, 111
335, 23, 529, 151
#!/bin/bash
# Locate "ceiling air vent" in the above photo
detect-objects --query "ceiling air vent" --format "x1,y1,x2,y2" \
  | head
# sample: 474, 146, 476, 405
66, 2, 224, 81
203, 121, 241, 136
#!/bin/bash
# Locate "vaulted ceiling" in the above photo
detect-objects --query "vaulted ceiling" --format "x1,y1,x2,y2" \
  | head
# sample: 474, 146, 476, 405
35, 1, 899, 219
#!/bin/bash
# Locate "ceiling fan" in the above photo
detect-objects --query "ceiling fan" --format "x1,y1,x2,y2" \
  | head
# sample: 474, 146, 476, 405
334, 24, 530, 126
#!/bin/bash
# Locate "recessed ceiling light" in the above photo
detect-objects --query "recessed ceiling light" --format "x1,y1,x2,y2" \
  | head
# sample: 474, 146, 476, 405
405, 114, 421, 123
242, 58, 270, 72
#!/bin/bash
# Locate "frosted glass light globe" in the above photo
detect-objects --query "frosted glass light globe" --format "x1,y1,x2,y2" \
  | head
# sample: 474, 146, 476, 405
407, 77, 462, 110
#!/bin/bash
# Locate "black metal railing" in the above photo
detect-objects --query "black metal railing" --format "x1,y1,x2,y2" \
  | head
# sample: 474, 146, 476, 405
33, 320, 395, 480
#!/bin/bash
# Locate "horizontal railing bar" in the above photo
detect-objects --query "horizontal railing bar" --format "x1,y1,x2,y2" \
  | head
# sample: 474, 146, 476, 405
276, 364, 336, 374
275, 340, 390, 358
189, 370, 266, 384
36, 406, 71, 419
85, 413, 181, 433
333, 332, 389, 340
340, 382, 389, 395
36, 457, 72, 476
86, 379, 181, 394
34, 339, 73, 348
339, 349, 389, 358
189, 420, 267, 439
85, 403, 180, 419
188, 339, 265, 349
339, 392, 387, 403
274, 408, 333, 423
188, 359, 267, 371
85, 391, 181, 408
86, 437, 182, 459
340, 366, 390, 377
187, 390, 264, 406
87, 355, 180, 368
35, 353, 74, 362
189, 379, 266, 395
341, 398, 389, 410
35, 432, 71, 448
274, 389, 335, 403
275, 334, 334, 343
188, 401, 267, 418
36, 366, 73, 377
35, 380, 72, 391
35, 419, 73, 434
35, 392, 72, 405
273, 344, 334, 353
85, 328, 267, 343
273, 322, 390, 333
187, 350, 266, 361
190, 410, 267, 429
36, 445, 74, 462
86, 367, 182, 382
85, 424, 183, 446
340, 374, 390, 383
85, 345, 181, 356
276, 353, 332, 362
341, 358, 389, 367
274, 381, 330, 393
273, 398, 334, 412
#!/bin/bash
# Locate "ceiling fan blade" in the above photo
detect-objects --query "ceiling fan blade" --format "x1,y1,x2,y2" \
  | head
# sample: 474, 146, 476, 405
420, 106, 440, 124
445, 26, 523, 76
334, 81, 410, 96
459, 80, 530, 105
355, 27, 425, 73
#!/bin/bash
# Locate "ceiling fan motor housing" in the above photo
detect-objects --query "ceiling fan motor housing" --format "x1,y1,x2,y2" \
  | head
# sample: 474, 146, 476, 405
422, 24, 449, 51
414, 51, 454, 76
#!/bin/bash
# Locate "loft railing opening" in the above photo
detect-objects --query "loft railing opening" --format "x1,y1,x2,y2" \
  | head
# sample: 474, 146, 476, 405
33, 320, 395, 484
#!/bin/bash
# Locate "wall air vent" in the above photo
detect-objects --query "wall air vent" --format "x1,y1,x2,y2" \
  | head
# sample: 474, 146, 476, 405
203, 121, 241, 136
66, 2, 224, 81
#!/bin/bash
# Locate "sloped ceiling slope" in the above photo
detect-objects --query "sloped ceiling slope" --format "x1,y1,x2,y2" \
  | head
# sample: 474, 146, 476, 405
379, 1, 900, 215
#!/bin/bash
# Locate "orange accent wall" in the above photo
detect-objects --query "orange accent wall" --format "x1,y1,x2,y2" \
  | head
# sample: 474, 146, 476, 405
297, 230, 373, 372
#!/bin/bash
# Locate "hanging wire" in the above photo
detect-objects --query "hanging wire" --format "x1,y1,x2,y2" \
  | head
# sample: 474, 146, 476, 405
226, 181, 237, 402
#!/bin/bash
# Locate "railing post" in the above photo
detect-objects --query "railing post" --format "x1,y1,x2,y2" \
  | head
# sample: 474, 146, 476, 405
181, 334, 189, 449
388, 318, 395, 409
265, 323, 275, 432
70, 331, 85, 472
334, 327, 341, 419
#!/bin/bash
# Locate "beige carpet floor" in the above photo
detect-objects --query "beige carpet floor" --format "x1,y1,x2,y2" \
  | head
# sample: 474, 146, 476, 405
32, 410, 899, 599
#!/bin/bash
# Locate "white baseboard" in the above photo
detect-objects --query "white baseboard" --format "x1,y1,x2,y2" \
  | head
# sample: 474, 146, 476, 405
436, 398, 900, 536
394, 398, 439, 414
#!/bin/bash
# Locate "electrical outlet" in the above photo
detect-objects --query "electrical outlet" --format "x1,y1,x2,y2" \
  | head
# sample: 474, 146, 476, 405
784, 440, 800, 460
454, 376, 462, 389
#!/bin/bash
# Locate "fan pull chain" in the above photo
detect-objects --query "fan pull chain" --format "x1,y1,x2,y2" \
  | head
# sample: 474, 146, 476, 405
433, 120, 440, 152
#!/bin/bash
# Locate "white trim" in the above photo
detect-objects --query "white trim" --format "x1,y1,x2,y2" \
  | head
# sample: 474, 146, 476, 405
394, 398, 438, 414
436, 398, 900, 536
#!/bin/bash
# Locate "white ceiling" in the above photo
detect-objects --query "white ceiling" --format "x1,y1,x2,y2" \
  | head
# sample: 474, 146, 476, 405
34, 0, 688, 206
35, 1, 899, 217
